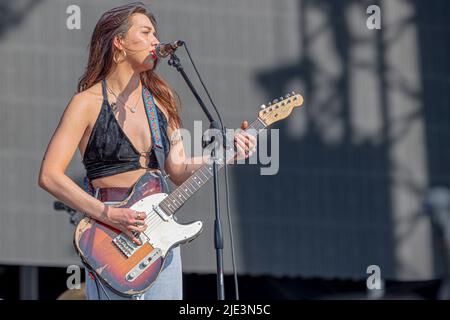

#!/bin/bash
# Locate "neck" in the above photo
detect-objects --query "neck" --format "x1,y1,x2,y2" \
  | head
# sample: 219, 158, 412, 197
106, 64, 142, 96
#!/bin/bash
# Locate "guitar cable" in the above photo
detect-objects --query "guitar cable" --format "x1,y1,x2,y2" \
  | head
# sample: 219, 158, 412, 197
183, 44, 240, 300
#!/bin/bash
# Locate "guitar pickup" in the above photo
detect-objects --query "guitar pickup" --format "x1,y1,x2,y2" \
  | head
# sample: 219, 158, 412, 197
153, 205, 170, 222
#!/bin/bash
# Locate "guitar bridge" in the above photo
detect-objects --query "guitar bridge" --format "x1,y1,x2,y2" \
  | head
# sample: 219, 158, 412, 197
112, 233, 142, 258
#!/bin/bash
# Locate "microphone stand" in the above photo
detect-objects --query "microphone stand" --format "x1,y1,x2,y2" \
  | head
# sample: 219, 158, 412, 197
167, 51, 226, 300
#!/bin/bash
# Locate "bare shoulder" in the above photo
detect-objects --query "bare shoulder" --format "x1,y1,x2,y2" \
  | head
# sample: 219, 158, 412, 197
68, 82, 103, 118
40, 82, 105, 173
58, 83, 104, 133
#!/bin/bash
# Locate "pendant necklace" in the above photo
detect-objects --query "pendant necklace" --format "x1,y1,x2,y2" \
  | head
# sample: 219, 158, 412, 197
106, 85, 139, 113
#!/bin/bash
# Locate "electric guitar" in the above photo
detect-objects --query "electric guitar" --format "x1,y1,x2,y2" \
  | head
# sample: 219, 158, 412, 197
73, 93, 304, 296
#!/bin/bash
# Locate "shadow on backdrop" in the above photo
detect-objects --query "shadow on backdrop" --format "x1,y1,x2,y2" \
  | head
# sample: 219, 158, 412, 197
231, 0, 450, 284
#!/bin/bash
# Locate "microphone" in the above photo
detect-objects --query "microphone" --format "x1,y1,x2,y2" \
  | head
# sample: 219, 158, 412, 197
155, 40, 184, 58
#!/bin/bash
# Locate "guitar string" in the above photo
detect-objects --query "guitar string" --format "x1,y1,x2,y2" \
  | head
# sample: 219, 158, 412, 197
128, 119, 265, 244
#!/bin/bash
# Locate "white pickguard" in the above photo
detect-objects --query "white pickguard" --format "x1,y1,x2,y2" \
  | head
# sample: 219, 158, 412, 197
128, 192, 203, 257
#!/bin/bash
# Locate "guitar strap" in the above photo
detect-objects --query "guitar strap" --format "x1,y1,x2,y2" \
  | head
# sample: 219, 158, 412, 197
142, 86, 171, 193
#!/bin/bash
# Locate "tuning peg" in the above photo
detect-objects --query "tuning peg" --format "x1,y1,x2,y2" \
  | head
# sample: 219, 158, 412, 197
291, 91, 296, 96
279, 96, 284, 101
272, 98, 278, 104
260, 104, 267, 109
285, 93, 291, 98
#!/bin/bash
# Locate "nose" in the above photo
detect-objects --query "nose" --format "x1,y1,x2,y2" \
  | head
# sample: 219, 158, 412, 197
152, 36, 160, 47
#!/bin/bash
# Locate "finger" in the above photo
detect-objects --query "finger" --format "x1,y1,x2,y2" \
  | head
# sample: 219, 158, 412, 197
129, 224, 147, 232
235, 133, 250, 147
124, 230, 142, 245
240, 121, 249, 130
241, 135, 254, 149
133, 210, 147, 220
235, 143, 246, 158
244, 132, 257, 144
235, 142, 245, 154
242, 132, 256, 145
138, 212, 147, 220
247, 140, 256, 151
234, 132, 244, 140
131, 219, 146, 226
240, 132, 254, 146
247, 138, 256, 149
234, 137, 247, 151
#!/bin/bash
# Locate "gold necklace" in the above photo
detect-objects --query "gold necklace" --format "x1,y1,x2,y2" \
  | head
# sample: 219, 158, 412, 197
106, 85, 139, 113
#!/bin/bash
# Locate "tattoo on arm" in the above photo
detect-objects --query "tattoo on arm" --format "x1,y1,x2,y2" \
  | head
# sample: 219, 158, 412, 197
169, 130, 183, 146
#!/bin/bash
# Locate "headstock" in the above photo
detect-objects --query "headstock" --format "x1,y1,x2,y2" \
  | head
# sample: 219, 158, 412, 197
258, 92, 303, 127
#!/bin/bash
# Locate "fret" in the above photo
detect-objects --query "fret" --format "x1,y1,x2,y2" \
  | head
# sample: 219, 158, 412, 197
203, 165, 213, 177
194, 173, 204, 185
176, 191, 186, 201
180, 183, 190, 196
159, 201, 169, 214
201, 166, 211, 179
180, 189, 189, 200
188, 184, 196, 195
250, 118, 266, 130
198, 167, 209, 180
192, 175, 202, 186
178, 189, 187, 201
186, 179, 196, 192
165, 202, 175, 214
169, 194, 182, 207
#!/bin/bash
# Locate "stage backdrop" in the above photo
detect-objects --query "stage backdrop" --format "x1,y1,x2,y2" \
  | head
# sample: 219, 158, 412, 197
1, 0, 449, 281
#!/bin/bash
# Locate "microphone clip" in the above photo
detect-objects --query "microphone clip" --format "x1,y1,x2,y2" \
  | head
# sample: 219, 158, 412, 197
155, 40, 185, 58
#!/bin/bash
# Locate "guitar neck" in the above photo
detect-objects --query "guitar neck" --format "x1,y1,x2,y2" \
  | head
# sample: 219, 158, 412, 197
158, 118, 267, 215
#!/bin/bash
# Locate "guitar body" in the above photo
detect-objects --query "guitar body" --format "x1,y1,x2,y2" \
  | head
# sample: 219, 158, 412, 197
73, 172, 203, 296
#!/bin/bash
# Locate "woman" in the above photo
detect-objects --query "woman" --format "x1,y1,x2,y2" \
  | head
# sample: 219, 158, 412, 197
38, 2, 256, 300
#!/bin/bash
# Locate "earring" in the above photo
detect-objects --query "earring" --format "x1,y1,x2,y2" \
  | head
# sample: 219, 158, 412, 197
122, 50, 127, 58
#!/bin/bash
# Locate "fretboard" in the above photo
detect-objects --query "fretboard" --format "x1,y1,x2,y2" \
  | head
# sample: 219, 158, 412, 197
159, 118, 266, 215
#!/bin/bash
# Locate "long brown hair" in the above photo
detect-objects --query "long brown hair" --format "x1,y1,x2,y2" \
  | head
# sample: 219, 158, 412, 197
77, 2, 181, 128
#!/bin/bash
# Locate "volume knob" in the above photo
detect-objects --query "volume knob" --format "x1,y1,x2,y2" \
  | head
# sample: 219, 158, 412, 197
140, 260, 150, 268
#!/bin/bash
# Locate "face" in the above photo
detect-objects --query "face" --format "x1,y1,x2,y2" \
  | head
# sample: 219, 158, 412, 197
116, 13, 160, 72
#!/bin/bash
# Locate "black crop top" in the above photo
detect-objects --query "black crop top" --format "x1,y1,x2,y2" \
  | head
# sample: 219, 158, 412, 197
82, 80, 170, 180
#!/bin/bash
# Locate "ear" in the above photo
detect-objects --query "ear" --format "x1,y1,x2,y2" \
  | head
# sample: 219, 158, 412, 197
112, 35, 124, 52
